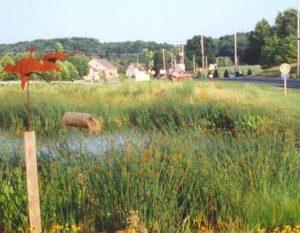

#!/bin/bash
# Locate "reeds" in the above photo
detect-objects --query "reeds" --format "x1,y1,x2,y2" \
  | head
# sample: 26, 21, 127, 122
0, 81, 300, 232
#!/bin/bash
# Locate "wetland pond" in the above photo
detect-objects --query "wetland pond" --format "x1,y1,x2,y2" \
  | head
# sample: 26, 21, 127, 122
0, 130, 150, 156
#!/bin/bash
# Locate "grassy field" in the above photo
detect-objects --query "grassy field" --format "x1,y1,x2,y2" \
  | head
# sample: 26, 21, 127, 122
0, 80, 300, 233
218, 64, 297, 78
217, 65, 262, 77
258, 64, 297, 78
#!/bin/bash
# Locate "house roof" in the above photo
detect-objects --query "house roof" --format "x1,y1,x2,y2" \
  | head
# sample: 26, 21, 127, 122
90, 59, 117, 70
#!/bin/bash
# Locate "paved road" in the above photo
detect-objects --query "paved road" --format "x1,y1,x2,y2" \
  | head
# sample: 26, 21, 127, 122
214, 77, 300, 89
1, 77, 300, 89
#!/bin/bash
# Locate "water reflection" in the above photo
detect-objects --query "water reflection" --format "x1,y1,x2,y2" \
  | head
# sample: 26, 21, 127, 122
0, 130, 149, 156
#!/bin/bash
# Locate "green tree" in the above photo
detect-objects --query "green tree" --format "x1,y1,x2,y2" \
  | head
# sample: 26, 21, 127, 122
216, 56, 233, 67
0, 55, 15, 67
260, 9, 297, 67
218, 35, 234, 59
275, 9, 297, 38
0, 55, 18, 81
142, 48, 154, 72
153, 51, 164, 75
55, 42, 64, 52
67, 55, 89, 77
245, 19, 272, 64
56, 61, 79, 81
261, 36, 281, 67
185, 36, 219, 65
218, 33, 249, 64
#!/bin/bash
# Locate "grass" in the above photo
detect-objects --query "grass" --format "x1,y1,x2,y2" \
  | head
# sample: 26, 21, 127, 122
259, 63, 297, 78
0, 80, 299, 134
0, 80, 300, 232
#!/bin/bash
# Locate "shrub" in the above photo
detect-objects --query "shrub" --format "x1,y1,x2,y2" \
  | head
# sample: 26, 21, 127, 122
224, 70, 229, 78
119, 74, 127, 82
207, 70, 212, 78
99, 71, 107, 82
213, 69, 219, 78
0, 73, 19, 81
247, 69, 253, 76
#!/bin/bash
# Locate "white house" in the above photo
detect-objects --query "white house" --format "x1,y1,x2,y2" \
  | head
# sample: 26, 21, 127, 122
126, 63, 146, 78
84, 59, 118, 81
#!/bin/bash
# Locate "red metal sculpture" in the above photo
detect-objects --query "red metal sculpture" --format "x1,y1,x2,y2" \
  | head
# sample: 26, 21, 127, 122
3, 47, 68, 130
4, 47, 67, 89
42, 51, 69, 63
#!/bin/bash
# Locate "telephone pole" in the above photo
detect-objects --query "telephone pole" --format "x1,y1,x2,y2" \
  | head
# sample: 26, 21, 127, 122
234, 16, 239, 76
201, 35, 205, 78
193, 55, 196, 73
181, 44, 185, 64
162, 49, 166, 70
297, 0, 300, 78
171, 52, 174, 70
162, 49, 166, 78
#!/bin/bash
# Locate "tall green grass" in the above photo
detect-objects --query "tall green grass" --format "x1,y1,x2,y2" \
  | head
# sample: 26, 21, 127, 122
1, 80, 300, 232
0, 81, 299, 134
1, 128, 300, 232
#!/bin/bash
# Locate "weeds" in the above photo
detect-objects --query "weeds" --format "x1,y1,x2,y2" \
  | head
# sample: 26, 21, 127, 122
0, 81, 300, 232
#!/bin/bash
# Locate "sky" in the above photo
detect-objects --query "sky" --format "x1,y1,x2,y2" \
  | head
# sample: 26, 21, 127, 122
0, 0, 296, 44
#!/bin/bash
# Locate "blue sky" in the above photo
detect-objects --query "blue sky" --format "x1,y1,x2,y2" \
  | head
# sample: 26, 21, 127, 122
0, 0, 296, 44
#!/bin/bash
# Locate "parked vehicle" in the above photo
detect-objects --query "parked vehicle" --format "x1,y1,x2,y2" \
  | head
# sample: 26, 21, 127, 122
228, 71, 236, 78
169, 71, 192, 81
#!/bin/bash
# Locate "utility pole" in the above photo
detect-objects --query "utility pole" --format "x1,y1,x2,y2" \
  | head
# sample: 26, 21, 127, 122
234, 16, 239, 76
136, 54, 139, 66
171, 52, 174, 70
297, 0, 300, 78
201, 35, 205, 78
181, 44, 185, 64
193, 55, 196, 73
162, 49, 166, 78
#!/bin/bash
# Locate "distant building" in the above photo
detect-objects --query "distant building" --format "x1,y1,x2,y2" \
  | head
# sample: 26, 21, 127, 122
84, 59, 118, 81
126, 63, 146, 78
135, 71, 150, 82
209, 64, 217, 71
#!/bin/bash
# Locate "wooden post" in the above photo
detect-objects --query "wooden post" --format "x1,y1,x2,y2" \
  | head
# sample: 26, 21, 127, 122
201, 35, 205, 78
24, 131, 42, 233
193, 55, 196, 73
284, 78, 287, 96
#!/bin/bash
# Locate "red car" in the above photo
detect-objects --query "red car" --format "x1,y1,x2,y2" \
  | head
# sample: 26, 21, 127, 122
170, 71, 192, 80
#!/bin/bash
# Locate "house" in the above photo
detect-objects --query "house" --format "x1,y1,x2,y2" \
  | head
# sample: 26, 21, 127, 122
84, 59, 118, 81
126, 63, 146, 78
135, 71, 150, 82
209, 63, 217, 71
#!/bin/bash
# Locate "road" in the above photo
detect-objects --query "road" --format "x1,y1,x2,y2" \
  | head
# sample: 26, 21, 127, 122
1, 77, 300, 89
214, 77, 300, 89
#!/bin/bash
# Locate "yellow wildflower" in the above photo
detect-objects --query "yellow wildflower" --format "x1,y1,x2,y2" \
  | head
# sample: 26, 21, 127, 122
71, 224, 81, 232
50, 224, 64, 232
257, 228, 266, 233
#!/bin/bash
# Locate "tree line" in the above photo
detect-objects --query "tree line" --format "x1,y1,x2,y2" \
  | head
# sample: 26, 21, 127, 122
185, 8, 297, 69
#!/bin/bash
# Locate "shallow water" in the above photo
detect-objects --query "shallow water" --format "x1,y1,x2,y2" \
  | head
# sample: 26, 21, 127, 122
0, 130, 149, 156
